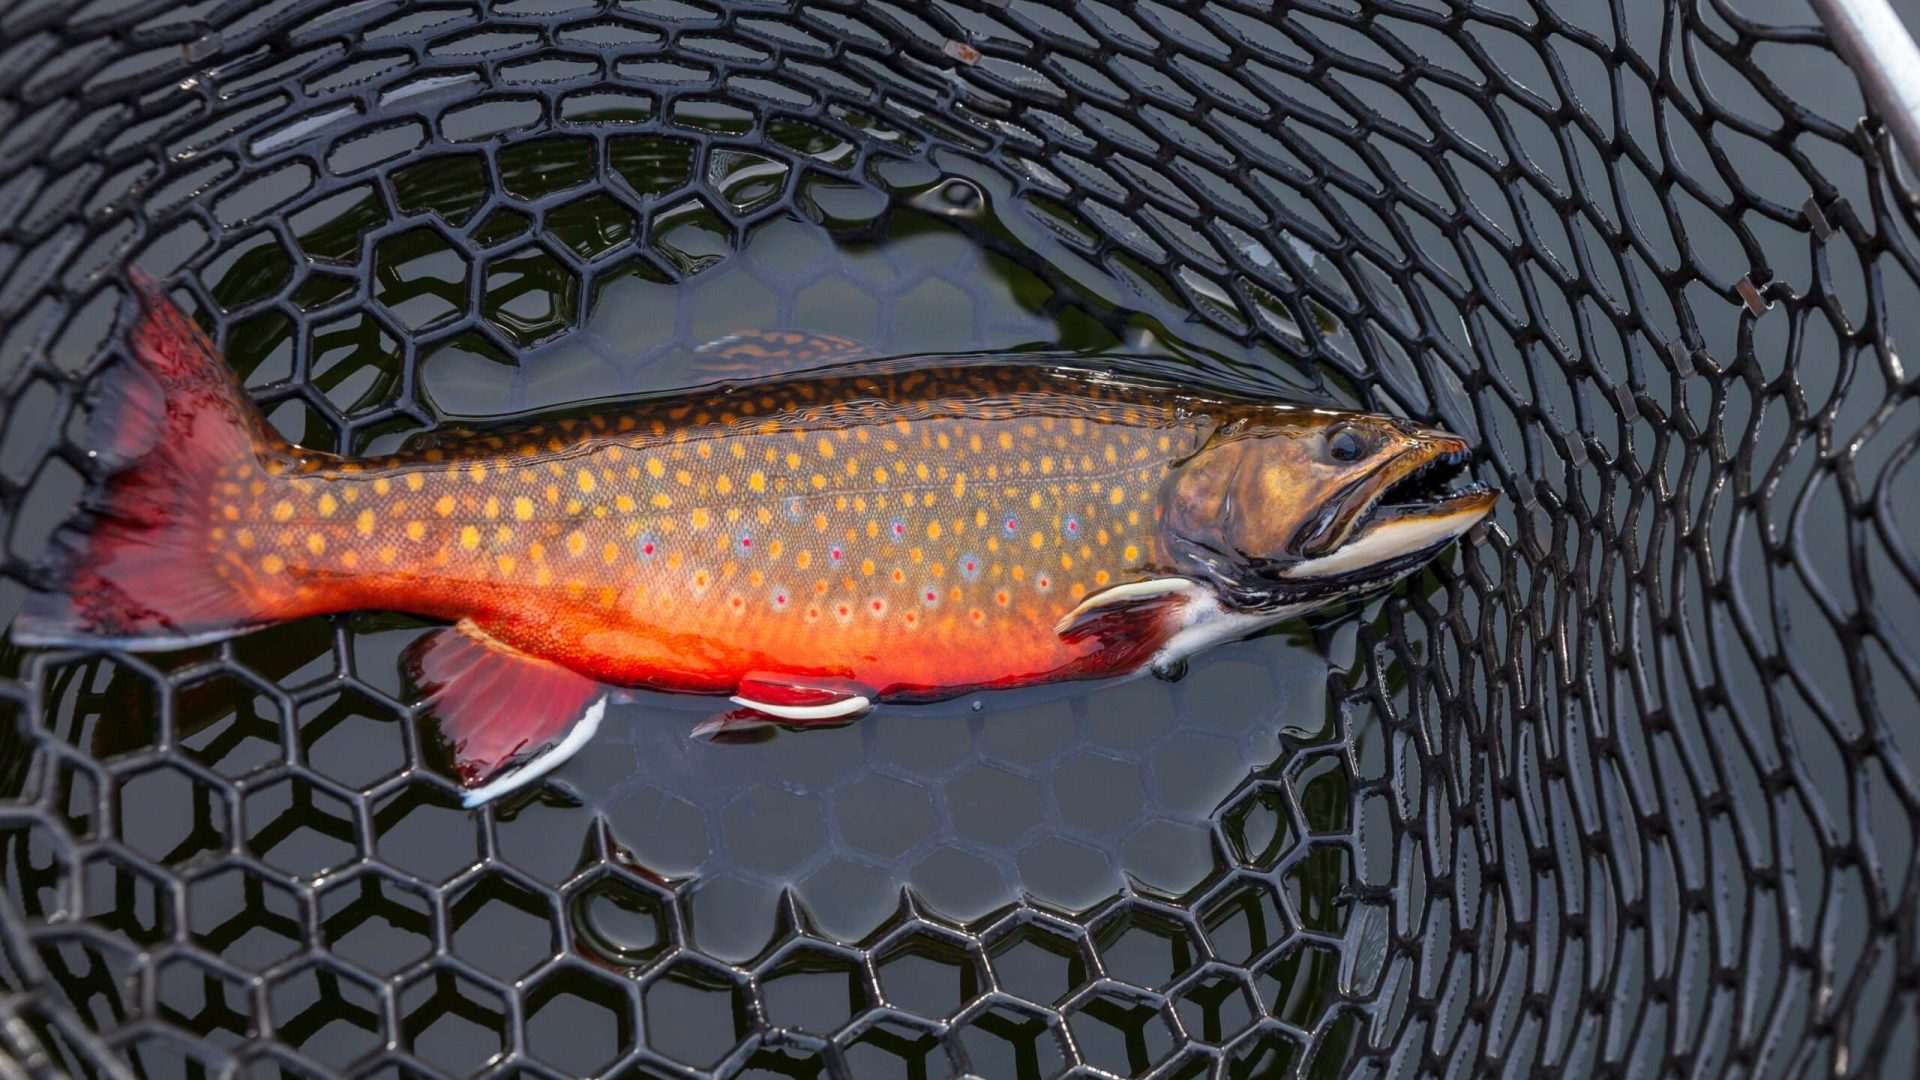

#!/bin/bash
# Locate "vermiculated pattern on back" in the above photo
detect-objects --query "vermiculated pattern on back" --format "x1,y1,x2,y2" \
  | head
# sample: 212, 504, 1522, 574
0, 1, 1915, 1079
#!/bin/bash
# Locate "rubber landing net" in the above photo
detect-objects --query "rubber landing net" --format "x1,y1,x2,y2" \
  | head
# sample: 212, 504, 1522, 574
0, 1, 1917, 1077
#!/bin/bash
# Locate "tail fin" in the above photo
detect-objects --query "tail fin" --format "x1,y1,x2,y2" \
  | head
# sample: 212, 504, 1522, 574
12, 273, 282, 650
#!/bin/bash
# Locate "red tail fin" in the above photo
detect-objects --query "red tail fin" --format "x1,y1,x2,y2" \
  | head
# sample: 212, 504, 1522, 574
12, 274, 281, 649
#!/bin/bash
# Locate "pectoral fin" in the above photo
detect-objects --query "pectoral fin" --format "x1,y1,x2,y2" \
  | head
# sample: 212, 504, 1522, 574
406, 620, 608, 807
1054, 577, 1202, 655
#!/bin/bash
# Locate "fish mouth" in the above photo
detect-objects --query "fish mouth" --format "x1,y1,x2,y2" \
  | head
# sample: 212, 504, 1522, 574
1283, 439, 1497, 580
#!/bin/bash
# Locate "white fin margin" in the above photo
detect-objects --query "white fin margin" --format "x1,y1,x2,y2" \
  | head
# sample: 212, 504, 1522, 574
1052, 577, 1203, 635
727, 694, 872, 722
461, 696, 607, 808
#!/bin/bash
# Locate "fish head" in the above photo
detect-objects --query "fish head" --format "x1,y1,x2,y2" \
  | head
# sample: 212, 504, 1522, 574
1159, 407, 1497, 611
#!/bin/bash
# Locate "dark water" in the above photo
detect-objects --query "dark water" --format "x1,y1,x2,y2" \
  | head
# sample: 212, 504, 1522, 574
0, 126, 1393, 1072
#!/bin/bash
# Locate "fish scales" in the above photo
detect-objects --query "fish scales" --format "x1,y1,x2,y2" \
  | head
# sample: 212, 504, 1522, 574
206, 366, 1213, 695
19, 280, 1494, 803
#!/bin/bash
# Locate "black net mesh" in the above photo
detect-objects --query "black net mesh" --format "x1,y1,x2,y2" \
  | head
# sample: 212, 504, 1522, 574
1, 0, 1918, 1077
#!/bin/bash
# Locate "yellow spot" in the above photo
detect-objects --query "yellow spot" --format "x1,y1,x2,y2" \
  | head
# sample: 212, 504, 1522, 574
1124, 544, 1140, 562
577, 469, 596, 495
1110, 487, 1126, 505
271, 500, 294, 522
817, 439, 835, 459
469, 463, 488, 482
797, 550, 811, 569
566, 530, 587, 557
860, 558, 875, 576
692, 508, 712, 529
953, 474, 966, 498
615, 494, 635, 513
405, 473, 424, 491
356, 510, 375, 537
495, 554, 516, 575
602, 543, 619, 565
406, 521, 426, 541
318, 493, 338, 517
484, 496, 500, 519
379, 546, 397, 564
651, 493, 672, 509
916, 462, 930, 482
998, 431, 1013, 450
676, 469, 692, 486
748, 471, 766, 493
874, 467, 889, 484
261, 554, 285, 574
435, 495, 455, 517
786, 451, 802, 469
495, 525, 513, 544
237, 528, 255, 549
768, 539, 784, 559
374, 477, 391, 496
1060, 552, 1074, 570
927, 521, 943, 540
647, 458, 665, 478
716, 475, 733, 495
514, 496, 534, 521
1030, 531, 1045, 550
306, 533, 327, 556
460, 526, 480, 551
1041, 456, 1054, 474
342, 551, 360, 569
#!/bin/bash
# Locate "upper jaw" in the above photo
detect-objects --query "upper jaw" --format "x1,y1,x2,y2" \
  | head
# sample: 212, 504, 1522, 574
1290, 432, 1474, 559
1280, 437, 1495, 582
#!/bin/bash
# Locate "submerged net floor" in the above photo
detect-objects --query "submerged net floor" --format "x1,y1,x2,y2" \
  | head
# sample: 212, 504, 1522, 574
1, 0, 1918, 1077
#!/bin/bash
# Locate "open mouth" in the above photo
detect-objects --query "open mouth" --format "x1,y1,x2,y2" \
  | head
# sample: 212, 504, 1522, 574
1283, 443, 1497, 580
1372, 448, 1494, 520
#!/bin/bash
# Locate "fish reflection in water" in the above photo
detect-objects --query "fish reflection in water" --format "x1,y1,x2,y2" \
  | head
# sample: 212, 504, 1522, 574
12, 278, 1495, 805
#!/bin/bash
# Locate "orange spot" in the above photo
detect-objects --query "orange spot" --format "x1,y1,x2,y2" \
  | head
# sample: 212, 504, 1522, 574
434, 495, 455, 517
356, 510, 375, 537
406, 521, 426, 541
469, 463, 488, 482
261, 554, 285, 573
271, 500, 294, 522
566, 530, 587, 557
317, 493, 338, 517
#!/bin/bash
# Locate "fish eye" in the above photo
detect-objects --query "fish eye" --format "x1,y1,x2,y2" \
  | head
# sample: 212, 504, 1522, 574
1327, 428, 1367, 463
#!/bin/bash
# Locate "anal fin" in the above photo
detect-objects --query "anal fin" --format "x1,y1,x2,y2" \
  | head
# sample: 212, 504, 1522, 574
406, 620, 608, 807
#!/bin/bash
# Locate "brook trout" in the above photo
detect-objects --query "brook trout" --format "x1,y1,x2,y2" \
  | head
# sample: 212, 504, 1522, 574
15, 282, 1496, 805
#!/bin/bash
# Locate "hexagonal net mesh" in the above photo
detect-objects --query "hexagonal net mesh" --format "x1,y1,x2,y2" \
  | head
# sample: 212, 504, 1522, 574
0, 0, 1917, 1076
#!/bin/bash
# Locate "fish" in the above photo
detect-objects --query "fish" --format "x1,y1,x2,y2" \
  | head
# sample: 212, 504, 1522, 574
12, 280, 1497, 805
